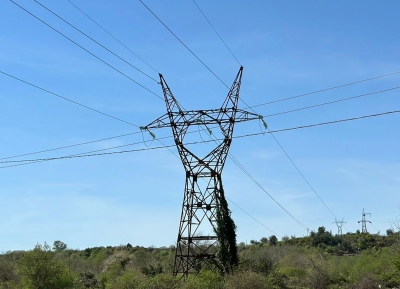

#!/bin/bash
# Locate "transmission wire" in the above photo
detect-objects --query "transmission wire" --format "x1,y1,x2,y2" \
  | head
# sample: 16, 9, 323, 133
226, 196, 280, 236
202, 127, 309, 231
263, 86, 400, 119
0, 131, 142, 161
66, 0, 159, 74
192, 0, 241, 66
10, 0, 400, 233
0, 70, 141, 127
2, 68, 397, 163
34, 0, 158, 82
3, 109, 399, 168
186, 3, 343, 223
137, 0, 343, 226
228, 152, 309, 230
250, 70, 400, 109
6, 0, 271, 235
9, 0, 162, 100
138, 0, 230, 89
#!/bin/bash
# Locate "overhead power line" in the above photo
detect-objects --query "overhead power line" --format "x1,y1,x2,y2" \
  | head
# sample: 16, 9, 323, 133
268, 130, 339, 221
184, 2, 344, 224
0, 70, 140, 127
138, 1, 310, 231
9, 0, 161, 100
3, 65, 399, 163
228, 152, 309, 230
226, 196, 279, 236
137, 0, 352, 228
250, 70, 400, 109
205, 130, 309, 231
10, 0, 400, 234
193, 0, 400, 118
192, 0, 241, 66
3, 108, 399, 166
33, 0, 158, 82
0, 131, 142, 161
66, 0, 159, 74
138, 0, 229, 89
263, 86, 400, 119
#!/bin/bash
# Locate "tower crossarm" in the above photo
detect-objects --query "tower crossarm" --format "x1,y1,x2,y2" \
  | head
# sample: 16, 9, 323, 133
143, 108, 260, 130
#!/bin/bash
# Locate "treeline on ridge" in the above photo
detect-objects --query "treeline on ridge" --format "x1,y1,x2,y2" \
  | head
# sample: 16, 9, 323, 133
1, 227, 400, 288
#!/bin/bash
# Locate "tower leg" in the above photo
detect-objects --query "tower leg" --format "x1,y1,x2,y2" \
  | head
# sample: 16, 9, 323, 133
173, 170, 237, 277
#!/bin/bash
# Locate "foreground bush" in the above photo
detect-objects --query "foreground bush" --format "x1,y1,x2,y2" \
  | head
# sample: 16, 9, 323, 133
137, 274, 179, 289
16, 243, 74, 289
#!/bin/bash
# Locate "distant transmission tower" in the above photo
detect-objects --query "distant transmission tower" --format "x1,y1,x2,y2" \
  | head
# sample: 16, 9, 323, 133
332, 218, 346, 235
358, 208, 371, 233
143, 67, 260, 277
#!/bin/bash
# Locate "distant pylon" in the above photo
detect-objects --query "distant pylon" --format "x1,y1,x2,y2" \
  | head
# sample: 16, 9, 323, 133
358, 208, 371, 233
332, 218, 346, 235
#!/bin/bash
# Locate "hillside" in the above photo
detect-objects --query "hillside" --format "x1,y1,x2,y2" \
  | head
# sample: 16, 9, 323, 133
1, 227, 400, 289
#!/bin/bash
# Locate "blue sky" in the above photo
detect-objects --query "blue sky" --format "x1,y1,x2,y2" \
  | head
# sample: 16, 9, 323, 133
1, 0, 400, 251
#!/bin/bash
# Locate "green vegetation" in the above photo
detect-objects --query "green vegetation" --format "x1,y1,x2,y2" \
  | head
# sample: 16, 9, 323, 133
1, 229, 400, 288
215, 186, 239, 274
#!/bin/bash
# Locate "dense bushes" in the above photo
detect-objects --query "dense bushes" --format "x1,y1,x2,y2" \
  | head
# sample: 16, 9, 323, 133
1, 231, 400, 289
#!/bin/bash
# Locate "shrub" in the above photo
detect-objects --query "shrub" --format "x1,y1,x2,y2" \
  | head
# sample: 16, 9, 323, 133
224, 271, 269, 289
137, 274, 179, 289
16, 243, 74, 289
181, 270, 223, 289
114, 272, 144, 289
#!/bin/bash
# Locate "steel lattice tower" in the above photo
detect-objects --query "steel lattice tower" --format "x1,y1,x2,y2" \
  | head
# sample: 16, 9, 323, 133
358, 208, 371, 233
143, 67, 260, 277
332, 219, 346, 235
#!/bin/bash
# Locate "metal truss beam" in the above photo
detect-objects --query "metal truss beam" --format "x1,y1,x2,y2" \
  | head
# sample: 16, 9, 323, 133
144, 67, 257, 278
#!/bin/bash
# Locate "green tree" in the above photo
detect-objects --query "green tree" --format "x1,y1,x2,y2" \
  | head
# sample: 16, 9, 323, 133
387, 229, 395, 236
16, 242, 74, 289
53, 240, 67, 252
268, 235, 278, 246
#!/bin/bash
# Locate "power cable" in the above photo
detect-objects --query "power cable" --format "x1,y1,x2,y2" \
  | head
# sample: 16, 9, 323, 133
0, 143, 176, 168
34, 0, 158, 82
268, 130, 339, 221
184, 4, 343, 223
161, 122, 280, 236
4, 65, 396, 135
3, 67, 397, 165
66, 0, 159, 74
6, 1, 273, 236
0, 131, 142, 161
138, 0, 229, 89
227, 152, 309, 230
137, 0, 343, 226
192, 0, 241, 66
263, 86, 400, 119
250, 70, 400, 109
237, 83, 339, 224
148, 0, 400, 116
9, 0, 162, 100
10, 0, 400, 234
225, 196, 279, 237
3, 108, 399, 165
201, 127, 309, 231
0, 70, 141, 127
3, 107, 399, 233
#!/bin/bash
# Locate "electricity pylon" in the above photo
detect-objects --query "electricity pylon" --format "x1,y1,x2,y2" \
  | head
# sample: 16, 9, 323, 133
332, 218, 346, 235
143, 67, 261, 278
358, 208, 371, 233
